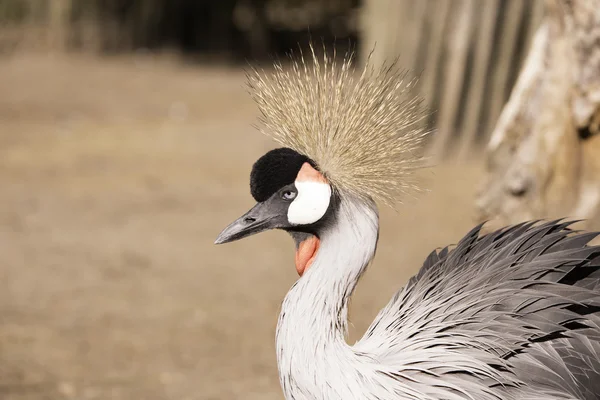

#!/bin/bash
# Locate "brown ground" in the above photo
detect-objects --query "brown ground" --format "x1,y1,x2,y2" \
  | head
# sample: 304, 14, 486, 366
0, 53, 483, 400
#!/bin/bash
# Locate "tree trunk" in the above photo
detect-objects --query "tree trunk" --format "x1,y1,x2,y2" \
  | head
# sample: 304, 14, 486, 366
475, 0, 600, 231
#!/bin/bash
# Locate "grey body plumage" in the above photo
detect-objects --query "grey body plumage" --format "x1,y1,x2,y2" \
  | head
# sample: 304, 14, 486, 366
215, 45, 600, 399
274, 194, 600, 400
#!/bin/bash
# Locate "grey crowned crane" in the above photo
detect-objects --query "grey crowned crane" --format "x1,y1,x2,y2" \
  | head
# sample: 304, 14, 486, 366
215, 46, 600, 399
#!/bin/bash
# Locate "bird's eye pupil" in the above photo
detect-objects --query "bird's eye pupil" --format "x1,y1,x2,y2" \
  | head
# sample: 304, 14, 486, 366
282, 190, 296, 200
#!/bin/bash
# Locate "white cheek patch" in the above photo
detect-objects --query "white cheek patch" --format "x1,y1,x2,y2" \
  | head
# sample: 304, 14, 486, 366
287, 181, 331, 225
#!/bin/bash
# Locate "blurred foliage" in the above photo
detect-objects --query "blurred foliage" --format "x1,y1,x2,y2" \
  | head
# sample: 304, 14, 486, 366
0, 0, 32, 22
0, 0, 360, 60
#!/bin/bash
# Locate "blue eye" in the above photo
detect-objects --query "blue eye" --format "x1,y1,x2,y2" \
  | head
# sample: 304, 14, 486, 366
282, 190, 297, 200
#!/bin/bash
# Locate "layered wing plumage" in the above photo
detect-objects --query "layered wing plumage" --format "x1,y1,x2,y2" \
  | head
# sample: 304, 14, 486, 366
356, 220, 600, 399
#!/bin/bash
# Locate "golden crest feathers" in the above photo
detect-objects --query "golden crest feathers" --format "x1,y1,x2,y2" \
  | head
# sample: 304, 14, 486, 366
246, 43, 430, 207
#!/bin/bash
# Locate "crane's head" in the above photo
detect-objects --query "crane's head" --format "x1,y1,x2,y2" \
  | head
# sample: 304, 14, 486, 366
214, 44, 429, 275
215, 147, 335, 276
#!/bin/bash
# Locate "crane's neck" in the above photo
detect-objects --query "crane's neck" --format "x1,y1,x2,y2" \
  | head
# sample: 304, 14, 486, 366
276, 196, 379, 399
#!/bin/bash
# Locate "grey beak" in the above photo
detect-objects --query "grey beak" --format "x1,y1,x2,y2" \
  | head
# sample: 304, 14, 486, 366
214, 202, 280, 244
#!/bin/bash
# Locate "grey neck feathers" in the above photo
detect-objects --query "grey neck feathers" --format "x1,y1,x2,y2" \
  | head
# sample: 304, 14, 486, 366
276, 195, 379, 399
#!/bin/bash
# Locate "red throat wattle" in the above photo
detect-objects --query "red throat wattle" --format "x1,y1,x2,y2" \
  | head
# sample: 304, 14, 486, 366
295, 236, 320, 276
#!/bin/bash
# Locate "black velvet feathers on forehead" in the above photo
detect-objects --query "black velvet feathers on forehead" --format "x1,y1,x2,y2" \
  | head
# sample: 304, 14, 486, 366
250, 148, 316, 202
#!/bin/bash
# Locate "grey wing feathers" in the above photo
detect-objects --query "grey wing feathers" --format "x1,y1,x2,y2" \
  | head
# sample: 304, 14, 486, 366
357, 220, 600, 399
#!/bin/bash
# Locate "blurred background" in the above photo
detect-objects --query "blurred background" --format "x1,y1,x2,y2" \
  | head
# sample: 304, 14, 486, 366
1, 0, 598, 399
